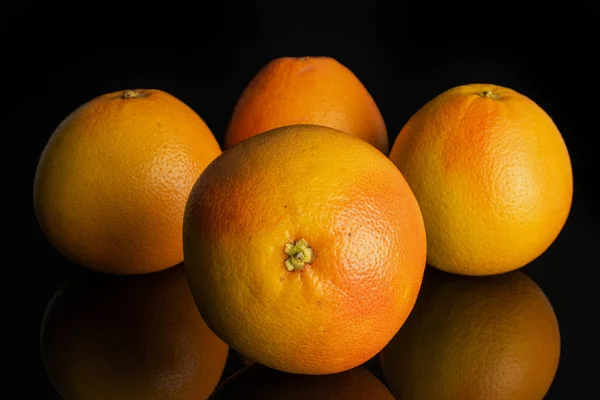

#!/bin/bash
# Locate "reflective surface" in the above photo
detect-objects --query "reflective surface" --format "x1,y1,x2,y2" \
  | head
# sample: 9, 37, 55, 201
40, 265, 229, 400
210, 363, 394, 399
37, 261, 571, 399
17, 3, 596, 399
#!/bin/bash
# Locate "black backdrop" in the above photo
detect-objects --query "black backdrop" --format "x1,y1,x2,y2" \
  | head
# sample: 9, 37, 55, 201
9, 1, 597, 398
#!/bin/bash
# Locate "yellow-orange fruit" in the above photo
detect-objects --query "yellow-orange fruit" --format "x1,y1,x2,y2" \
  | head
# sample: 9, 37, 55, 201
225, 56, 388, 153
184, 124, 426, 374
388, 83, 573, 275
34, 89, 221, 274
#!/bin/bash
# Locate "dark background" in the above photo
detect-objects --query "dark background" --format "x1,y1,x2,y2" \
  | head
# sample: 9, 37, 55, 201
9, 1, 597, 398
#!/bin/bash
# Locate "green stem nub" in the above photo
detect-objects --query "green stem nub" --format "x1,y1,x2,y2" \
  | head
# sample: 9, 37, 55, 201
284, 238, 315, 271
122, 90, 142, 99
478, 90, 500, 100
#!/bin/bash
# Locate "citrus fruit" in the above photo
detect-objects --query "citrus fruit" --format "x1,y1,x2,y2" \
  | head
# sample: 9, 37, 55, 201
33, 89, 221, 275
388, 83, 573, 276
183, 124, 426, 375
209, 363, 395, 399
224, 56, 388, 153
380, 267, 560, 400
40, 264, 229, 400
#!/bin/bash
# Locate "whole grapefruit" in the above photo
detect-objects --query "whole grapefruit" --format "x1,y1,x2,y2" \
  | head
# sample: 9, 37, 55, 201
224, 56, 388, 153
34, 89, 221, 274
183, 124, 426, 374
388, 83, 573, 275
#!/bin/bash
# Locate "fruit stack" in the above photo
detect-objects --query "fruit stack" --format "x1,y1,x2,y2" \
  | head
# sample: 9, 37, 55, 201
35, 56, 572, 399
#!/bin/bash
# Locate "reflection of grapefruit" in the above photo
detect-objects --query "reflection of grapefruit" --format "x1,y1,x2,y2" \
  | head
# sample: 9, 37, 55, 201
381, 267, 560, 400
33, 89, 221, 274
184, 124, 426, 374
388, 83, 573, 275
224, 56, 388, 153
209, 363, 394, 399
40, 264, 229, 400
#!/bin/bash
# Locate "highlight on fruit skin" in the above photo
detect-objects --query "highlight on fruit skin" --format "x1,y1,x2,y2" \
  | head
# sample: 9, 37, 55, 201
183, 124, 427, 375
40, 264, 229, 400
208, 363, 395, 399
33, 88, 222, 275
388, 83, 573, 276
380, 267, 561, 400
224, 56, 389, 154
